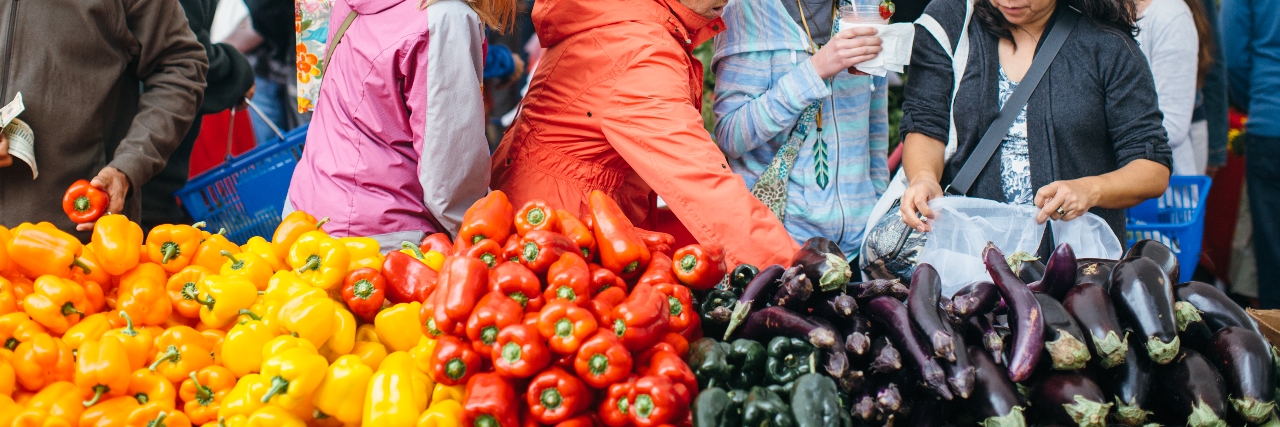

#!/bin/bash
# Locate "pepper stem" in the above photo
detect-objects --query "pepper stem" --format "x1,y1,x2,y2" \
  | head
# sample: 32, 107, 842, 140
614, 319, 626, 339
589, 354, 609, 376
71, 257, 92, 275
679, 254, 697, 273
74, 196, 91, 213
192, 221, 207, 230
527, 208, 546, 225
633, 394, 654, 420
190, 371, 215, 406
668, 296, 683, 317
147, 412, 168, 427
197, 294, 217, 309
508, 292, 528, 309
481, 326, 498, 345
446, 358, 467, 381
401, 242, 424, 259
149, 345, 181, 371
217, 228, 228, 236
238, 309, 262, 321
502, 342, 522, 363
555, 286, 576, 302
220, 251, 243, 269
260, 376, 290, 403
315, 217, 330, 229
4, 338, 17, 350
161, 242, 180, 264
296, 255, 321, 273
555, 318, 573, 338
480, 253, 496, 268
474, 414, 499, 427
540, 387, 563, 410
182, 282, 199, 301
353, 280, 375, 299
622, 261, 640, 274
61, 301, 84, 317
120, 311, 139, 337
83, 385, 107, 407
522, 243, 539, 263
135, 393, 150, 404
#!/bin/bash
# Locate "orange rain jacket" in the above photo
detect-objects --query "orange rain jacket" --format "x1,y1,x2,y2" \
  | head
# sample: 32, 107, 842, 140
490, 0, 800, 268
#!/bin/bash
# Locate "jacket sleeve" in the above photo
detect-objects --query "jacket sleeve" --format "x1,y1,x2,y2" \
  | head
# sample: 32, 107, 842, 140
898, 21, 954, 145
712, 50, 831, 160
404, 3, 491, 235
1220, 0, 1252, 110
1144, 8, 1199, 174
111, 0, 208, 192
600, 40, 800, 268
869, 75, 889, 194
1102, 34, 1174, 170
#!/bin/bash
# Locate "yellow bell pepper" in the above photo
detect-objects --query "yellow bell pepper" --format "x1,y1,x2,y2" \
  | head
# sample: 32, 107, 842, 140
271, 211, 323, 261
287, 231, 349, 290
0, 349, 16, 396
261, 335, 317, 363
202, 328, 226, 367
218, 374, 270, 420
276, 291, 335, 348
362, 351, 426, 427
342, 237, 385, 272
192, 230, 241, 271
220, 251, 273, 291
102, 312, 155, 371
60, 311, 118, 351
195, 275, 258, 329
259, 347, 328, 410
311, 355, 372, 425
0, 277, 15, 316
319, 306, 356, 363
375, 302, 423, 352
12, 381, 83, 427
246, 405, 306, 427
416, 399, 463, 427
352, 324, 387, 369
422, 251, 446, 273
24, 275, 89, 335
146, 222, 206, 274
167, 265, 213, 320
223, 310, 276, 378
6, 222, 90, 280
410, 336, 437, 378
74, 247, 114, 289
241, 237, 286, 273
430, 383, 465, 405
0, 395, 18, 427
218, 415, 249, 427
0, 226, 13, 278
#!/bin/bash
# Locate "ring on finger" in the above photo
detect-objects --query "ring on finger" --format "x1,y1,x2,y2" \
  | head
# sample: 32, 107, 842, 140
1055, 207, 1067, 217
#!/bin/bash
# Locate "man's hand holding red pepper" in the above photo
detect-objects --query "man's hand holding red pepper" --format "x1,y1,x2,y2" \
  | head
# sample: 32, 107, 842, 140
74, 167, 130, 232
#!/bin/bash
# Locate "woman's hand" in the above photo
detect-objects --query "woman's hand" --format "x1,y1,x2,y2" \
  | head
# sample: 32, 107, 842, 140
1034, 178, 1101, 223
810, 27, 883, 80
900, 178, 943, 232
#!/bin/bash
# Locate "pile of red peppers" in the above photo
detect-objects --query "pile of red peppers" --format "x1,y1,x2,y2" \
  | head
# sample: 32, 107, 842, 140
396, 189, 727, 427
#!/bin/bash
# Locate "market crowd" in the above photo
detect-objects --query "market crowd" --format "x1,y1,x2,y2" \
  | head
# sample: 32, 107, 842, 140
0, 0, 1277, 305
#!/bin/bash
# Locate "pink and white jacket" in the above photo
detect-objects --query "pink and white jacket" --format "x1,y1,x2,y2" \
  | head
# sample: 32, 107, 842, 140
287, 0, 491, 246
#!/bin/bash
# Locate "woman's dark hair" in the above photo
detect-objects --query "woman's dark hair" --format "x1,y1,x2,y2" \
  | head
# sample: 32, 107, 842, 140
974, 0, 1139, 44
1183, 0, 1215, 89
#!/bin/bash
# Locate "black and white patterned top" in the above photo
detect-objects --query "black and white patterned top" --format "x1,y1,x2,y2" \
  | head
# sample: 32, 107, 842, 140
997, 67, 1034, 206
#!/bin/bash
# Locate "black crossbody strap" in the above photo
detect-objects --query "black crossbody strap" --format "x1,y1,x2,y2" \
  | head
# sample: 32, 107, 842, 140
946, 9, 1081, 196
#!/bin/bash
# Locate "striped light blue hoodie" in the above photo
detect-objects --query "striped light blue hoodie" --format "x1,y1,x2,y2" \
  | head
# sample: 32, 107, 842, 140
712, 0, 889, 258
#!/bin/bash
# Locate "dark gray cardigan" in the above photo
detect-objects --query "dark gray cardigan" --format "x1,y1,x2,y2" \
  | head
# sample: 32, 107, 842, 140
900, 0, 1174, 242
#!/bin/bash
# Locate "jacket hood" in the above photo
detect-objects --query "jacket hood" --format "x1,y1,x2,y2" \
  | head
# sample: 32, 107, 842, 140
347, 0, 407, 15
534, 0, 661, 46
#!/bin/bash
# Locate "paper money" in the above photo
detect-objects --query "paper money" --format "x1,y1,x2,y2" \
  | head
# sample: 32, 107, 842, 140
0, 92, 23, 127
5, 117, 35, 179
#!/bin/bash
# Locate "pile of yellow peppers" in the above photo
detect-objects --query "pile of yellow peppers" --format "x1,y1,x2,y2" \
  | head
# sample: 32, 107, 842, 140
0, 212, 463, 427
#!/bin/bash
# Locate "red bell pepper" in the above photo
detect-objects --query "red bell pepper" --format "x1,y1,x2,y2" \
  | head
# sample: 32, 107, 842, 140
553, 415, 597, 427
637, 252, 677, 288
588, 190, 651, 278
671, 244, 727, 291
515, 200, 560, 236
340, 268, 386, 323
627, 375, 684, 427
536, 300, 598, 355
573, 331, 633, 389
587, 286, 626, 327
465, 239, 504, 269
519, 231, 577, 274
381, 247, 437, 304
433, 256, 489, 331
599, 376, 636, 427
502, 235, 522, 264
492, 324, 550, 378
525, 367, 590, 424
431, 335, 482, 386
611, 282, 670, 351
636, 333, 691, 370
642, 350, 698, 402
465, 292, 524, 359
543, 253, 590, 306
634, 229, 675, 257
458, 191, 514, 249
589, 263, 627, 296
419, 295, 455, 337
489, 262, 545, 313
653, 283, 695, 334
556, 211, 596, 260
552, 352, 576, 371
419, 233, 455, 257
62, 179, 110, 224
464, 373, 520, 427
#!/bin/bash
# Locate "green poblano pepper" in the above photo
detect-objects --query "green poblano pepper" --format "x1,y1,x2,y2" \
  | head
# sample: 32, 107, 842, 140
742, 387, 796, 427
729, 264, 759, 294
726, 339, 766, 389
693, 387, 740, 427
688, 338, 732, 390
699, 288, 738, 326
766, 336, 814, 385
790, 373, 851, 427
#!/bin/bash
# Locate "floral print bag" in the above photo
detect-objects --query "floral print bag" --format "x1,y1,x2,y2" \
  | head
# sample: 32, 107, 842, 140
295, 0, 331, 113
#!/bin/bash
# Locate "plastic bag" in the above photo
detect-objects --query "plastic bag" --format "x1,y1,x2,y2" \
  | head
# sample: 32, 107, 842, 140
918, 197, 1122, 296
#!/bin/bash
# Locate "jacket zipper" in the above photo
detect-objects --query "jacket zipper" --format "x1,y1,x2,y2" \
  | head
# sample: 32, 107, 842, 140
0, 0, 18, 101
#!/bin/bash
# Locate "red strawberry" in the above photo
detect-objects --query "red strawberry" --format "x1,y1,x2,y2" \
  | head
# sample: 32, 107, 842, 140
879, 0, 895, 20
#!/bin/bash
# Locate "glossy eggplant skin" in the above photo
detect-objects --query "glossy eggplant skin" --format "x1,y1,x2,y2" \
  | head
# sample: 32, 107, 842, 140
868, 336, 902, 374
1062, 283, 1129, 369
966, 345, 1024, 422
908, 264, 955, 362
789, 237, 852, 292
1027, 243, 1078, 300
739, 306, 838, 349
1076, 259, 1116, 291
1028, 371, 1112, 427
772, 266, 814, 311
1036, 293, 1092, 370
1174, 281, 1262, 334
1099, 332, 1153, 425
1109, 257, 1180, 365
725, 264, 786, 339
951, 281, 1003, 318
935, 306, 975, 399
966, 314, 1004, 364
983, 244, 1045, 383
811, 292, 859, 330
1016, 258, 1046, 285
1126, 239, 1180, 286
865, 296, 953, 400
1206, 326, 1277, 424
811, 317, 849, 379
1153, 349, 1228, 427
844, 315, 873, 356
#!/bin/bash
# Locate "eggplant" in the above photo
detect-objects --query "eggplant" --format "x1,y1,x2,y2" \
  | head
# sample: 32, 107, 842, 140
866, 296, 953, 399
1027, 243, 1079, 300
1206, 326, 1277, 424
839, 369, 866, 394
869, 336, 902, 374
851, 279, 908, 301
739, 306, 839, 349
983, 244, 1045, 383
1125, 239, 1180, 285
850, 389, 877, 422
812, 292, 860, 329
1174, 281, 1262, 334
907, 264, 956, 362
812, 317, 850, 379
875, 382, 903, 414
1036, 293, 1092, 370
1062, 283, 1128, 369
845, 315, 873, 357
1153, 350, 1228, 427
966, 345, 1026, 427
967, 314, 1005, 364
1099, 334, 1153, 426
790, 237, 852, 292
772, 266, 814, 311
904, 396, 951, 427
1076, 259, 1115, 291
1028, 371, 1113, 427
725, 264, 785, 339
935, 306, 976, 399
1007, 251, 1044, 284
951, 281, 1003, 318
1109, 257, 1180, 365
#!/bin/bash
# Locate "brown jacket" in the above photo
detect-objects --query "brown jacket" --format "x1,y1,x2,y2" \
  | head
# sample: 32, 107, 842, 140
0, 0, 207, 236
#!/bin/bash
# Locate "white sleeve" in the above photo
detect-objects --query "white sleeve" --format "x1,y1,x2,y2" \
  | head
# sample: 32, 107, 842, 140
1144, 5, 1200, 175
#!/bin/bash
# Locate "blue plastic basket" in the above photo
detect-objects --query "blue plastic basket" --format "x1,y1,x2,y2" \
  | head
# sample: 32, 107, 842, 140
1126, 175, 1212, 283
176, 124, 308, 245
